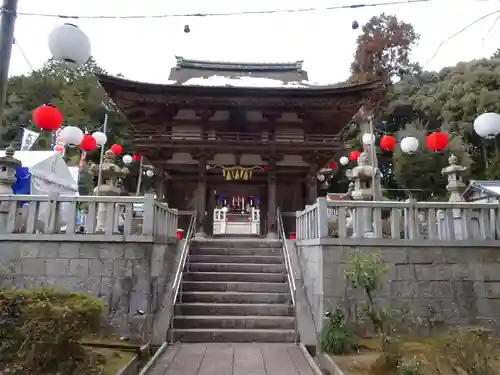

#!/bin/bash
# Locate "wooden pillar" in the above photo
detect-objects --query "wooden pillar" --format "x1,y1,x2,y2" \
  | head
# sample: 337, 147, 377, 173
306, 163, 318, 205
195, 157, 207, 237
267, 158, 277, 238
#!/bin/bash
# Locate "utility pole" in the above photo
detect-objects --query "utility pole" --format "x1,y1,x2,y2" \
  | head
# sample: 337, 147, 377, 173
0, 0, 18, 121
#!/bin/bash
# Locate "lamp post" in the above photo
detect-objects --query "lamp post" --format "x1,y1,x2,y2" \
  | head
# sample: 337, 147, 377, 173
0, 0, 18, 121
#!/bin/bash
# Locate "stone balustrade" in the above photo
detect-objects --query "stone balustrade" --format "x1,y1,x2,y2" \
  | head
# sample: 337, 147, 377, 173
296, 197, 500, 244
0, 193, 178, 243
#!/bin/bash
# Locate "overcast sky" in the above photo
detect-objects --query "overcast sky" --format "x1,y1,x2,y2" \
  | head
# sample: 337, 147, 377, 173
8, 0, 500, 84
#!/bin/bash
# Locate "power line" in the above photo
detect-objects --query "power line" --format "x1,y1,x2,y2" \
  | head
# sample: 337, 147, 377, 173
17, 0, 431, 20
13, 38, 35, 72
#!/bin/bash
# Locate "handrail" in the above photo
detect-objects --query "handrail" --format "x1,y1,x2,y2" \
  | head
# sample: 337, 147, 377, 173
169, 212, 196, 343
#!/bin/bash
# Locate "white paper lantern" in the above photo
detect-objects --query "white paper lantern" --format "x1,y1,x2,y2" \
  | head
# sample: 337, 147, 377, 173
362, 133, 375, 145
59, 126, 84, 146
122, 155, 133, 165
400, 136, 419, 154
146, 169, 154, 177
48, 23, 91, 68
339, 156, 349, 166
317, 174, 325, 182
473, 112, 500, 139
92, 131, 107, 147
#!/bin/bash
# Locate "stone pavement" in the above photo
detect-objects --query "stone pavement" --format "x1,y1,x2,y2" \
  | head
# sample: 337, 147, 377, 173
149, 343, 318, 375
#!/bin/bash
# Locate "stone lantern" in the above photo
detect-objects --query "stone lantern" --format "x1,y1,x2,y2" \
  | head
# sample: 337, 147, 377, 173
0, 146, 21, 231
90, 149, 129, 232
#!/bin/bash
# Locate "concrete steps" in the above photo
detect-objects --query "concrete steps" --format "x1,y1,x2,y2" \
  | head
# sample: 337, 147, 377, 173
172, 239, 295, 343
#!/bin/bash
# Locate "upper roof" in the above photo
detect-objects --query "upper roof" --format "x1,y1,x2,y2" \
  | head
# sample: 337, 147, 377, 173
169, 56, 308, 83
463, 180, 500, 200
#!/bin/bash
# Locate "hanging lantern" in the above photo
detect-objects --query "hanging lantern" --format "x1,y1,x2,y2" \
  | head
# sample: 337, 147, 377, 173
474, 112, 500, 139
92, 131, 107, 147
317, 174, 325, 182
339, 156, 349, 166
263, 165, 268, 172
426, 130, 449, 152
146, 169, 154, 177
33, 105, 63, 131
380, 135, 396, 151
122, 154, 133, 165
48, 23, 91, 68
329, 162, 337, 170
362, 133, 375, 145
80, 134, 97, 152
133, 154, 141, 162
349, 150, 361, 162
110, 144, 123, 155
59, 126, 83, 146
400, 136, 419, 154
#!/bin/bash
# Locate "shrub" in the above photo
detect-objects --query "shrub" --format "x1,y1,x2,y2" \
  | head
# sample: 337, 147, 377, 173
319, 307, 358, 355
0, 287, 104, 374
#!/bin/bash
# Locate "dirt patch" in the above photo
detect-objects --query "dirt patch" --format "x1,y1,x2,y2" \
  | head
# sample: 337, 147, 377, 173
92, 348, 136, 375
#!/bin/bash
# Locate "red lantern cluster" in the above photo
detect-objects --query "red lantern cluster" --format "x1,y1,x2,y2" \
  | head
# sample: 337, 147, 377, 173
33, 105, 63, 131
329, 162, 337, 170
111, 144, 123, 155
132, 154, 141, 162
80, 134, 97, 152
349, 150, 361, 162
426, 131, 449, 152
380, 135, 396, 151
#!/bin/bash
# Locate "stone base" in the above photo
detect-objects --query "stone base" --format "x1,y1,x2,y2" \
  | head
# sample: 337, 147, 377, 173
195, 231, 206, 240
266, 232, 278, 239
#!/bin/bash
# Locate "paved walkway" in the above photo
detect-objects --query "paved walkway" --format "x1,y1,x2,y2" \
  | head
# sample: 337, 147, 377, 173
149, 343, 318, 375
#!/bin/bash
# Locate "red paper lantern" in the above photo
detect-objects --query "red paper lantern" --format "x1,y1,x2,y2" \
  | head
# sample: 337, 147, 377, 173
110, 144, 123, 155
380, 135, 396, 151
426, 131, 449, 152
132, 154, 141, 162
349, 150, 361, 161
80, 134, 97, 152
329, 162, 337, 169
263, 165, 268, 172
176, 229, 184, 240
32, 104, 63, 131
289, 232, 296, 240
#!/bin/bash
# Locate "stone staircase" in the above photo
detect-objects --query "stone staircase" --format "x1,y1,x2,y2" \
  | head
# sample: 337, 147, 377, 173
172, 239, 296, 342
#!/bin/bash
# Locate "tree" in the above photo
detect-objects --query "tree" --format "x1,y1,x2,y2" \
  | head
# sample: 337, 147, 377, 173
350, 13, 420, 83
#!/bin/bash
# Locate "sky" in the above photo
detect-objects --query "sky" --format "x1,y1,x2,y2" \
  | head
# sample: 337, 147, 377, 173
8, 0, 500, 84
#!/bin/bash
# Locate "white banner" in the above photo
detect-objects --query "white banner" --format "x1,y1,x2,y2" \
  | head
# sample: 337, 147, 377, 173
20, 128, 40, 151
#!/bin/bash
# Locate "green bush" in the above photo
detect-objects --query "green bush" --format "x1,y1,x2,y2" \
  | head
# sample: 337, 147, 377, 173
0, 287, 104, 375
319, 307, 358, 355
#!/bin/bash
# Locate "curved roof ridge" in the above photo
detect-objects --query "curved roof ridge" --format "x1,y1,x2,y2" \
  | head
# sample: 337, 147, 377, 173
175, 56, 304, 71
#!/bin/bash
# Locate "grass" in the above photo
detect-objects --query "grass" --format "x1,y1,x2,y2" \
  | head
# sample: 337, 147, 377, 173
92, 348, 136, 375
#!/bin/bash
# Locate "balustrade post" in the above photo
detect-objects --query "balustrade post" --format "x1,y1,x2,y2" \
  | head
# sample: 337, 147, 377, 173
142, 194, 155, 236
317, 197, 329, 238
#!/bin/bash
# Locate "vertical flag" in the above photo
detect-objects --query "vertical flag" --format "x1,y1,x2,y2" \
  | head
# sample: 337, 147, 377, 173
51, 127, 65, 156
20, 128, 40, 151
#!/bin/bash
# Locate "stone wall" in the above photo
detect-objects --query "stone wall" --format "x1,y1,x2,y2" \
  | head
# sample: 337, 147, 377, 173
297, 241, 500, 332
0, 240, 180, 341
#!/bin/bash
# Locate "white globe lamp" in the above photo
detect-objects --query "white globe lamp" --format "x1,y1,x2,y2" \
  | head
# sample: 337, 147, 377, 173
59, 126, 83, 146
122, 155, 133, 165
48, 23, 91, 68
317, 174, 325, 182
473, 112, 500, 139
146, 169, 154, 177
339, 156, 349, 166
362, 133, 375, 145
400, 136, 419, 154
92, 131, 107, 147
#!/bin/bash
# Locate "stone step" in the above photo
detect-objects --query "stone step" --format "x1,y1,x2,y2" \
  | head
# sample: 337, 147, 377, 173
190, 240, 282, 249
181, 291, 291, 304
172, 328, 295, 343
189, 247, 283, 256
175, 303, 294, 316
182, 281, 289, 293
187, 262, 286, 274
174, 315, 295, 329
189, 254, 283, 264
183, 272, 286, 283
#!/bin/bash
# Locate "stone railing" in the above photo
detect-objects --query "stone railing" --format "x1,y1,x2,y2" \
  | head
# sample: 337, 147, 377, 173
296, 197, 500, 244
0, 193, 178, 242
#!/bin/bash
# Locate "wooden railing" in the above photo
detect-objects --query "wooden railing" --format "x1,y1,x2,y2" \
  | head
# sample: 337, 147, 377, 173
296, 198, 500, 243
0, 193, 178, 242
134, 131, 340, 144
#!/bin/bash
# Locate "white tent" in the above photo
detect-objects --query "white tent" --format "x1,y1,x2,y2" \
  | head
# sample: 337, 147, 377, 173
0, 150, 79, 195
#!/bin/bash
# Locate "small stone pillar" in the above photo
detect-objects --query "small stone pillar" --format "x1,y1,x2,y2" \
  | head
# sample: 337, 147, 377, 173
346, 152, 382, 237
90, 150, 129, 233
0, 146, 21, 232
440, 154, 468, 239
